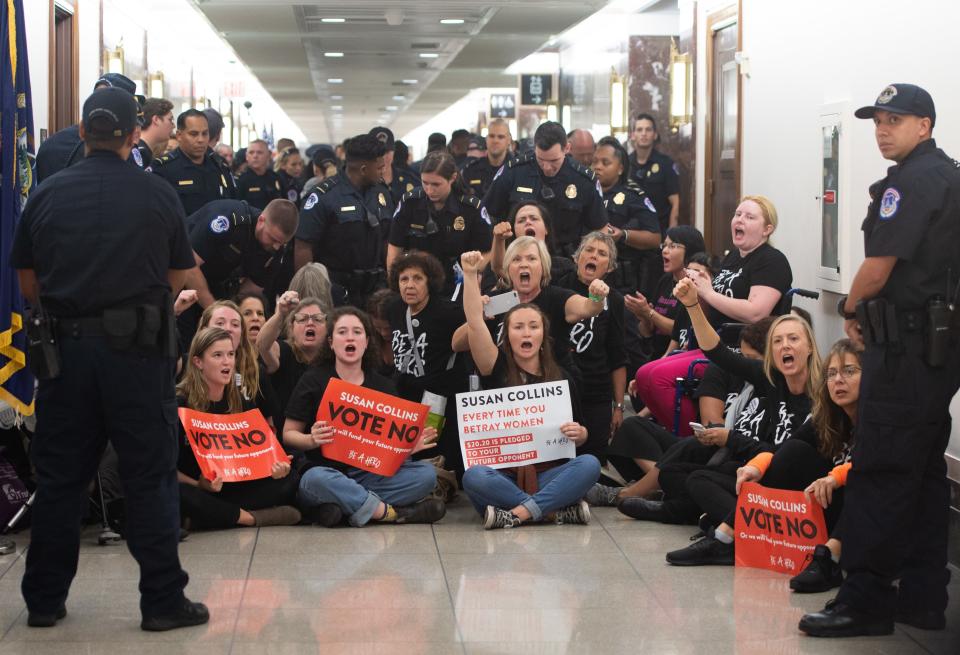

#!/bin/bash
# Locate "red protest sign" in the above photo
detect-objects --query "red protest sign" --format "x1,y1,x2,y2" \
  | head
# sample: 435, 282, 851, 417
734, 482, 828, 575
177, 408, 289, 483
316, 377, 429, 476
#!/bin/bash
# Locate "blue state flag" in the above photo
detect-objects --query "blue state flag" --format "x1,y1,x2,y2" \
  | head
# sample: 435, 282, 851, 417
0, 0, 36, 415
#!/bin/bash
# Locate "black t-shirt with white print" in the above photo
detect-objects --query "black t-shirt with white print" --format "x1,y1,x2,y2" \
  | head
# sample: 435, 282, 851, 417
709, 242, 792, 325
487, 285, 578, 376
560, 277, 626, 403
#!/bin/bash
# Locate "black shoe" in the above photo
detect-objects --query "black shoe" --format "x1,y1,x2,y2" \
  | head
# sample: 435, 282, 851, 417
798, 601, 893, 638
141, 598, 210, 632
617, 497, 666, 522
395, 498, 446, 524
666, 535, 734, 566
302, 503, 343, 527
790, 544, 842, 593
895, 608, 946, 630
27, 605, 66, 628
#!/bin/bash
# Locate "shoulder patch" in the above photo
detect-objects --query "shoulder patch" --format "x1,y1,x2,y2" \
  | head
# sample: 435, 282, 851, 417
303, 192, 319, 211
402, 187, 425, 202
209, 215, 231, 234
643, 197, 657, 214
571, 160, 597, 181
879, 187, 901, 220
461, 194, 481, 209
509, 151, 534, 168
318, 176, 341, 194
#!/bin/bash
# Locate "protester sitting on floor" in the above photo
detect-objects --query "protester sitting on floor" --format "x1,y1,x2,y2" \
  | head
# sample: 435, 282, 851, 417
457, 250, 600, 529
176, 328, 301, 530
236, 291, 269, 347
618, 277, 819, 525
489, 201, 576, 285
282, 307, 446, 527
664, 339, 858, 574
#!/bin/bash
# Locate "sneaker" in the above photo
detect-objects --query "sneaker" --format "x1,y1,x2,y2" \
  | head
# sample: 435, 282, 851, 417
395, 498, 446, 524
555, 500, 591, 525
27, 605, 66, 628
250, 505, 302, 527
585, 483, 621, 507
141, 598, 210, 632
301, 503, 343, 527
483, 506, 521, 530
666, 535, 734, 566
790, 544, 842, 593
617, 497, 666, 522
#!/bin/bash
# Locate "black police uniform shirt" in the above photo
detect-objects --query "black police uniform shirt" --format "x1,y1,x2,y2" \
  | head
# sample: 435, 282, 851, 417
187, 199, 283, 294
461, 155, 512, 199
278, 169, 302, 204
237, 168, 284, 210
389, 187, 493, 282
35, 124, 149, 183
151, 147, 239, 216
133, 139, 154, 171
284, 364, 397, 472
11, 150, 195, 317
483, 152, 607, 254
604, 181, 661, 289
388, 165, 421, 207
297, 171, 394, 274
862, 139, 960, 311
385, 295, 466, 402
629, 148, 680, 235
562, 278, 626, 404
710, 242, 792, 325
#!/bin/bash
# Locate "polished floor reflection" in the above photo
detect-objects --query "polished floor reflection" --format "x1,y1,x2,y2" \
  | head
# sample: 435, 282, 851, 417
0, 499, 956, 654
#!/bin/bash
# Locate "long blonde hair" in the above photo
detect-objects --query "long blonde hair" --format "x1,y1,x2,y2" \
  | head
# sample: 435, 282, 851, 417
199, 300, 259, 400
762, 314, 821, 400
812, 339, 862, 459
176, 328, 245, 413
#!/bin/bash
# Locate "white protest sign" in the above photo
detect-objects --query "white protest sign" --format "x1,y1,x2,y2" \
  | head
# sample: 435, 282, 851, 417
456, 380, 575, 469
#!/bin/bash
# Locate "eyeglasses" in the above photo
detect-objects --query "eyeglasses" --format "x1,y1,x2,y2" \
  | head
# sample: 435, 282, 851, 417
825, 365, 861, 381
293, 313, 325, 325
661, 242, 686, 251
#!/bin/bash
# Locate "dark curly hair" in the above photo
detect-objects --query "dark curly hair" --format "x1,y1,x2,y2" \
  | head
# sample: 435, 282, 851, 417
317, 306, 380, 370
388, 250, 446, 296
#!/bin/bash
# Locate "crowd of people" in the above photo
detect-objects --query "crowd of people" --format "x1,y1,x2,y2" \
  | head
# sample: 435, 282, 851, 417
12, 73, 958, 638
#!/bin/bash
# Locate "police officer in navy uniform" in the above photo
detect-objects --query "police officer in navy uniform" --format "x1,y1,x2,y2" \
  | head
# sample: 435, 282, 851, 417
629, 113, 680, 235
483, 121, 606, 257
460, 118, 513, 199
386, 150, 492, 298
369, 127, 421, 207
294, 133, 394, 306
236, 139, 283, 210
152, 109, 238, 216
11, 88, 207, 631
800, 84, 960, 638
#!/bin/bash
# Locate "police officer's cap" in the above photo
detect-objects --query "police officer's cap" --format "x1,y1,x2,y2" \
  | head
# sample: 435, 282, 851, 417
468, 135, 486, 151
93, 72, 137, 96
855, 83, 936, 128
369, 127, 395, 149
82, 87, 139, 137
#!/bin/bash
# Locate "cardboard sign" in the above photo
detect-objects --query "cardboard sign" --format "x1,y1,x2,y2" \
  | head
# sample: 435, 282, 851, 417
456, 380, 575, 470
316, 378, 429, 476
734, 482, 828, 575
178, 408, 289, 482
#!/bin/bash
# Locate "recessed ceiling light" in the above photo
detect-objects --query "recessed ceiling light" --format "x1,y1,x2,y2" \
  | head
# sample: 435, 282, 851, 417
392, 95, 405, 100
419, 53, 439, 59
331, 95, 343, 100
324, 52, 344, 58
331, 105, 343, 110
385, 106, 398, 111
440, 18, 464, 25
321, 18, 345, 23
402, 79, 418, 84
327, 78, 343, 84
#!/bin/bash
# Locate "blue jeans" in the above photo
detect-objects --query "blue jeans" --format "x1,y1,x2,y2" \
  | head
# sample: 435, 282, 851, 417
461, 455, 600, 521
298, 460, 437, 527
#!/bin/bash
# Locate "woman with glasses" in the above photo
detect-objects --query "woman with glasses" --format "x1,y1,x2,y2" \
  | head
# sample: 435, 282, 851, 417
257, 293, 328, 414
277, 147, 305, 203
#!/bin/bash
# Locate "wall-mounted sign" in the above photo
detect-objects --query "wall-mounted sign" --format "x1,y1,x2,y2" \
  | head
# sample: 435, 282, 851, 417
490, 93, 517, 119
520, 74, 552, 106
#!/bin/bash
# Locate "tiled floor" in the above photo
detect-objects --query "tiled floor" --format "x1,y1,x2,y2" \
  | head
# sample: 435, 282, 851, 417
0, 499, 957, 654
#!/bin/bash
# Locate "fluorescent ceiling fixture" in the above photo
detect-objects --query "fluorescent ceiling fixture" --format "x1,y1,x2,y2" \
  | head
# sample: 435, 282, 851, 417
392, 95, 405, 100
321, 18, 345, 23
324, 52, 344, 58
331, 95, 343, 100
504, 51, 560, 75
331, 105, 343, 110
440, 18, 464, 25
419, 53, 440, 59
402, 79, 418, 84
327, 78, 343, 83
385, 105, 398, 111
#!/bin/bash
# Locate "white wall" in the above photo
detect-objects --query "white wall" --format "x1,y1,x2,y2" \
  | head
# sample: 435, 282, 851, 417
22, 0, 49, 147
736, 0, 960, 459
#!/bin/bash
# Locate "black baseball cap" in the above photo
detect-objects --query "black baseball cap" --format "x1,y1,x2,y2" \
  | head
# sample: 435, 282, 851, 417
82, 87, 139, 137
468, 135, 486, 151
94, 72, 137, 95
855, 83, 936, 127
369, 126, 395, 148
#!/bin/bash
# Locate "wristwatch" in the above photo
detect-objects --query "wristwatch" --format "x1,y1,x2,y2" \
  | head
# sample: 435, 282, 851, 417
836, 294, 856, 320
613, 402, 625, 411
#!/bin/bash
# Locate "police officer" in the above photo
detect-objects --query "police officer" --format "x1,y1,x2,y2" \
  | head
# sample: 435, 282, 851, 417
800, 84, 960, 638
460, 118, 513, 199
483, 121, 607, 257
386, 150, 492, 297
629, 113, 680, 235
295, 133, 394, 306
151, 109, 238, 216
11, 88, 206, 631
369, 127, 421, 206
236, 139, 284, 209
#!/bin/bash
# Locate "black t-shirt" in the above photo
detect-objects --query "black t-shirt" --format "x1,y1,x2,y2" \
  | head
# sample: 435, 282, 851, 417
561, 278, 626, 403
269, 341, 309, 416
489, 285, 576, 372
670, 306, 698, 351
284, 364, 397, 470
386, 295, 467, 401
649, 273, 680, 354
709, 242, 792, 324
176, 395, 257, 481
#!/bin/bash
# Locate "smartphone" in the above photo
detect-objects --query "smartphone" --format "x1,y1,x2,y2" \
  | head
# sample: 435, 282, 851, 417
688, 422, 706, 436
484, 290, 520, 317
